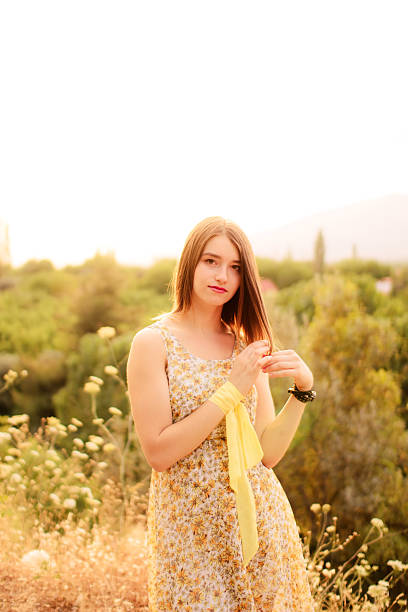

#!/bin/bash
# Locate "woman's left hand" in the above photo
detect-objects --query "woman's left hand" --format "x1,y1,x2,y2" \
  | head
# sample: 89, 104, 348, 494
260, 349, 314, 391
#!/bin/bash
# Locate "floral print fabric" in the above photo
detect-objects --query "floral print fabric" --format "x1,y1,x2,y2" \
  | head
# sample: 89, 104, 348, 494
145, 320, 315, 611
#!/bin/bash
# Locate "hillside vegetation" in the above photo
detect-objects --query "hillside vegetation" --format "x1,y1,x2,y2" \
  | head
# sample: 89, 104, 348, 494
0, 253, 407, 610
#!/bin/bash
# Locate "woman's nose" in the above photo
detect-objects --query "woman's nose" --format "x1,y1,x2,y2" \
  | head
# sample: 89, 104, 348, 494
215, 267, 228, 282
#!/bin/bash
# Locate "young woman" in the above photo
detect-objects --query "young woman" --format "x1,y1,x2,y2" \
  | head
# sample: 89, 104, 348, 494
127, 216, 316, 611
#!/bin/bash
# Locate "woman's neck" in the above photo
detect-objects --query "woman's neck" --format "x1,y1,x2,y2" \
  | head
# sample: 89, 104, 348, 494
169, 309, 228, 335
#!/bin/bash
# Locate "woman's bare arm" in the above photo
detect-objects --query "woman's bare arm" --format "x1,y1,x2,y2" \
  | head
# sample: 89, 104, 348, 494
126, 328, 226, 472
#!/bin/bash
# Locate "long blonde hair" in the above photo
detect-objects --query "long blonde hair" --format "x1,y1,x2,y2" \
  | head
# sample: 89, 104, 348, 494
152, 216, 277, 351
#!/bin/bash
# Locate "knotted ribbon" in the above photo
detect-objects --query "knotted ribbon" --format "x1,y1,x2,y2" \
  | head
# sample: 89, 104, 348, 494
209, 380, 264, 567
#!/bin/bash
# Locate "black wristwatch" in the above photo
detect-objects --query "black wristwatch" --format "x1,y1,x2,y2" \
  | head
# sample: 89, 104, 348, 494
288, 383, 316, 403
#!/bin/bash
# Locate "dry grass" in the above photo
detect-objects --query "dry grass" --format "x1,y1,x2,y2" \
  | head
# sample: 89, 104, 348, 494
1, 497, 407, 611
1, 355, 407, 611
0, 514, 149, 612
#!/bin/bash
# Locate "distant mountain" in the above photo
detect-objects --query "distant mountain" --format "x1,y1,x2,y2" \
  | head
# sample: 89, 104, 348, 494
249, 194, 407, 263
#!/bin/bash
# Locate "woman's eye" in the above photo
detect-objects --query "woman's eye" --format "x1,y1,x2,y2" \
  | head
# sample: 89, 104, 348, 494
205, 258, 240, 271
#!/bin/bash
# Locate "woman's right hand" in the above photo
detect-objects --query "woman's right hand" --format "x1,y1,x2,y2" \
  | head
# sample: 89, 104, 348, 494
228, 340, 271, 396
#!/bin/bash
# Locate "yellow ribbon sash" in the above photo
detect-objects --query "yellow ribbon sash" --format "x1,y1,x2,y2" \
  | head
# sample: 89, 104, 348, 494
209, 380, 264, 567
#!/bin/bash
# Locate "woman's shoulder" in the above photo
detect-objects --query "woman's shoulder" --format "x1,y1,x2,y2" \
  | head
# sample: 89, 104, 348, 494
127, 325, 168, 374
129, 323, 167, 356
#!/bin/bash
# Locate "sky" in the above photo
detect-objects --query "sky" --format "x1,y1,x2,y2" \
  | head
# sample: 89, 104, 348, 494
1, 1, 407, 269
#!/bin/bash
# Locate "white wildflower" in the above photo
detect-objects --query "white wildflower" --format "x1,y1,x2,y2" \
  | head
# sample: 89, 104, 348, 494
8, 414, 29, 426
85, 441, 99, 453
80, 487, 93, 498
8, 427, 20, 435
368, 584, 388, 599
3, 369, 18, 384
71, 450, 89, 460
108, 406, 122, 416
104, 365, 118, 375
370, 518, 385, 530
387, 559, 408, 572
0, 464, 12, 479
21, 549, 50, 570
103, 443, 116, 453
46, 449, 59, 460
97, 326, 116, 340
63, 498, 76, 509
83, 381, 100, 395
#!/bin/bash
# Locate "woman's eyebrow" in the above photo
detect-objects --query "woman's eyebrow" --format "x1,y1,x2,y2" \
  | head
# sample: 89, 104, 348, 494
202, 251, 241, 264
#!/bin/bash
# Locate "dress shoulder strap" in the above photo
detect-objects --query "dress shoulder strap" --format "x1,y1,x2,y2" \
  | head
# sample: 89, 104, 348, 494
146, 320, 173, 351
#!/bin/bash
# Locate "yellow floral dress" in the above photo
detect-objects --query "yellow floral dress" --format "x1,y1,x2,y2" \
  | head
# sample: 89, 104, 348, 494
146, 320, 315, 612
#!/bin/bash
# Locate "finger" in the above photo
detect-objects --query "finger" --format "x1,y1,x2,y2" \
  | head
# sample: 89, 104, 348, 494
262, 361, 297, 371
266, 369, 296, 378
264, 349, 299, 359
260, 354, 298, 367
258, 355, 275, 366
250, 340, 271, 349
248, 344, 271, 357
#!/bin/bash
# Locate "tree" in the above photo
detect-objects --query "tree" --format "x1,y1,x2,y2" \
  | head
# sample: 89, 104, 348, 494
136, 258, 177, 295
256, 257, 314, 289
71, 253, 126, 336
274, 275, 408, 562
313, 229, 325, 277
330, 258, 391, 279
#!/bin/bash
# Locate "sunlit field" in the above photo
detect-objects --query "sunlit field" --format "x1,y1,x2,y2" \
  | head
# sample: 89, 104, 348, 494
0, 402, 406, 610
1, 256, 408, 610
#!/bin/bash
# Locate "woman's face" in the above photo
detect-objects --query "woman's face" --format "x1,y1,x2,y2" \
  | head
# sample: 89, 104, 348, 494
193, 234, 241, 305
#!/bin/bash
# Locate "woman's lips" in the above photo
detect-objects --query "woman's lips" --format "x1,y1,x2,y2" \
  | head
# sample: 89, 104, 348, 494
209, 286, 227, 293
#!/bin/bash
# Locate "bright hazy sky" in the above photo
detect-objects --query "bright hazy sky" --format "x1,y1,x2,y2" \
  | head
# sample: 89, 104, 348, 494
1, 1, 407, 268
